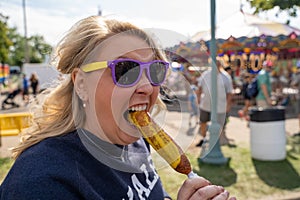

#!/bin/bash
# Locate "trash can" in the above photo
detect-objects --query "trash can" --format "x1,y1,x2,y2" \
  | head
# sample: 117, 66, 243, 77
249, 106, 286, 161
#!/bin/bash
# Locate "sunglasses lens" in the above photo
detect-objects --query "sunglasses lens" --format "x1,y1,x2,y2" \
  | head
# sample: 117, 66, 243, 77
149, 62, 167, 84
115, 61, 140, 86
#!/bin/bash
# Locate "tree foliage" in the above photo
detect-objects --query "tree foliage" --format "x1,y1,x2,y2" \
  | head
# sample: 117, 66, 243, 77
247, 0, 300, 19
0, 14, 13, 64
7, 27, 25, 66
28, 35, 52, 64
0, 13, 52, 66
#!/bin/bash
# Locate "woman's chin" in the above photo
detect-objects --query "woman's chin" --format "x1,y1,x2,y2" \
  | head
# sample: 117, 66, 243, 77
117, 115, 141, 144
119, 117, 140, 136
119, 130, 140, 145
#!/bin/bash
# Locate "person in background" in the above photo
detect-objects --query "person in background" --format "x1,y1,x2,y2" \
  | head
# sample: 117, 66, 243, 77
1, 73, 22, 109
29, 73, 39, 98
224, 66, 233, 81
22, 73, 29, 105
196, 60, 233, 147
291, 63, 300, 134
0, 16, 235, 200
238, 72, 255, 121
1, 87, 21, 109
221, 65, 234, 145
188, 85, 199, 128
256, 60, 273, 107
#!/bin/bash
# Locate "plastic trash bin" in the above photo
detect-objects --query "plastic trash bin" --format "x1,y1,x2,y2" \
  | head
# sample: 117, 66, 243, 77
249, 106, 286, 161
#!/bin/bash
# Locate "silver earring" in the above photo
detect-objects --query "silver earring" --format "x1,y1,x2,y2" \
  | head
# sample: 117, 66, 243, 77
83, 103, 86, 108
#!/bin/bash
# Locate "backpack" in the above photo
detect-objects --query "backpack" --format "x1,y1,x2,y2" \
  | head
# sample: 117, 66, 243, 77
246, 78, 258, 98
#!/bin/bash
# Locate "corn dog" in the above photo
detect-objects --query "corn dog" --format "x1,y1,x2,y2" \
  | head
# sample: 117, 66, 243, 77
128, 110, 194, 176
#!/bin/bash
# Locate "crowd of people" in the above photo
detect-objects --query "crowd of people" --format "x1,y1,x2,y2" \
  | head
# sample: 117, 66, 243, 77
1, 72, 39, 109
235, 59, 300, 133
182, 55, 300, 148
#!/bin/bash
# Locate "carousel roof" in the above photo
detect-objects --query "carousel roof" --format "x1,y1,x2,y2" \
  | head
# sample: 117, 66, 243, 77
166, 12, 300, 66
191, 11, 300, 41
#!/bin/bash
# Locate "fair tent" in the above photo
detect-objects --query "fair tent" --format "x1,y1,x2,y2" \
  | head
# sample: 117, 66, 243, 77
191, 11, 300, 41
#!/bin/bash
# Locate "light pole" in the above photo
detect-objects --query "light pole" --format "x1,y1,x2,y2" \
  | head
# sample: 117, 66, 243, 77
23, 0, 29, 64
198, 0, 228, 165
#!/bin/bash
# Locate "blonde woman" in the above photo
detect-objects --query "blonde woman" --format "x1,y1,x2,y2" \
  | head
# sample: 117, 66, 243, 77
0, 16, 235, 200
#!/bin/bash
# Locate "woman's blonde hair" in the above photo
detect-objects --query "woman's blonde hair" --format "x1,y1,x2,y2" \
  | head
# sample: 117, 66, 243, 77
12, 15, 167, 158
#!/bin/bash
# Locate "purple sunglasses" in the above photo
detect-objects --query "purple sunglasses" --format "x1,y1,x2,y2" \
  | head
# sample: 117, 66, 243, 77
81, 58, 169, 87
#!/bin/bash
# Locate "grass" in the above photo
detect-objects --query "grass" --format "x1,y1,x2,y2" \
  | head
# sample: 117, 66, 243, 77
0, 142, 299, 200
0, 157, 14, 183
157, 144, 300, 200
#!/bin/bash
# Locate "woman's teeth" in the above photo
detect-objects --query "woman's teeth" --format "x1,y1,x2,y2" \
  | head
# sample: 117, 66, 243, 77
128, 105, 147, 112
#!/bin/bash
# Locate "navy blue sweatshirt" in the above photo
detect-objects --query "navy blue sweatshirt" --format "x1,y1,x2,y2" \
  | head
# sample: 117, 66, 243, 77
0, 129, 170, 200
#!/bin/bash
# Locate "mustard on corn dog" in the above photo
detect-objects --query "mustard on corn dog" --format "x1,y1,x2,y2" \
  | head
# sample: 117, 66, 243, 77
128, 110, 193, 175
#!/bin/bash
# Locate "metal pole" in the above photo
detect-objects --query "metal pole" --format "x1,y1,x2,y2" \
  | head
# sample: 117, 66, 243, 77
199, 0, 228, 164
23, 0, 29, 64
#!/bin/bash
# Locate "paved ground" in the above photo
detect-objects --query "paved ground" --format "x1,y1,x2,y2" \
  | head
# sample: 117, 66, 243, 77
155, 108, 299, 149
0, 97, 299, 157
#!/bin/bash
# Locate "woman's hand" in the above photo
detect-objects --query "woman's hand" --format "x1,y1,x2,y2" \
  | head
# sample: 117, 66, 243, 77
177, 176, 236, 200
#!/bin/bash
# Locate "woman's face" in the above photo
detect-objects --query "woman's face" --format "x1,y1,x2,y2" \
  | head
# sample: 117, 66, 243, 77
82, 35, 160, 145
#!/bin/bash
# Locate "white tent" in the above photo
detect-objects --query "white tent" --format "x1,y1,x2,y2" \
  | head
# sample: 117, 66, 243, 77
191, 11, 300, 41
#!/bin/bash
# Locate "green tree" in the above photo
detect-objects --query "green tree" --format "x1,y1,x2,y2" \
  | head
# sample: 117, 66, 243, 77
7, 28, 52, 66
0, 13, 13, 64
28, 35, 52, 64
1, 12, 52, 66
7, 27, 24, 66
247, 0, 300, 24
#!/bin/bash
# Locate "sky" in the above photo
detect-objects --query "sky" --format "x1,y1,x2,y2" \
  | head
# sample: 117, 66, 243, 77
1, 0, 300, 47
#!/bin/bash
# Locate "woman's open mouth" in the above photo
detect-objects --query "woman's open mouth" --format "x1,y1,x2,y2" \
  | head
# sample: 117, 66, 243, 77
124, 104, 147, 124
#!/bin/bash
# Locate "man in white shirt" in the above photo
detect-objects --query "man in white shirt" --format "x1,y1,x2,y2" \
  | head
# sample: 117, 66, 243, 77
196, 60, 233, 147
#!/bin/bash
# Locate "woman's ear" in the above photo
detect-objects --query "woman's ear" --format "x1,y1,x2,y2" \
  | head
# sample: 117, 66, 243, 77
72, 68, 88, 101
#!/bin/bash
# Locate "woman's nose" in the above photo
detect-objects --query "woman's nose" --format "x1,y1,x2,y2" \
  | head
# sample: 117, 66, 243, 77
135, 72, 153, 95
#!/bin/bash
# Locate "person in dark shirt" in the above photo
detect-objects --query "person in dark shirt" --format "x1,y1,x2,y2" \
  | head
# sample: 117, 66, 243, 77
29, 72, 39, 97
238, 73, 256, 121
0, 16, 235, 200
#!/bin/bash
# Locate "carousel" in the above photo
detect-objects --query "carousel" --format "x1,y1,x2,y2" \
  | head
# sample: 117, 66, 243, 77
167, 11, 300, 72
165, 11, 300, 106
